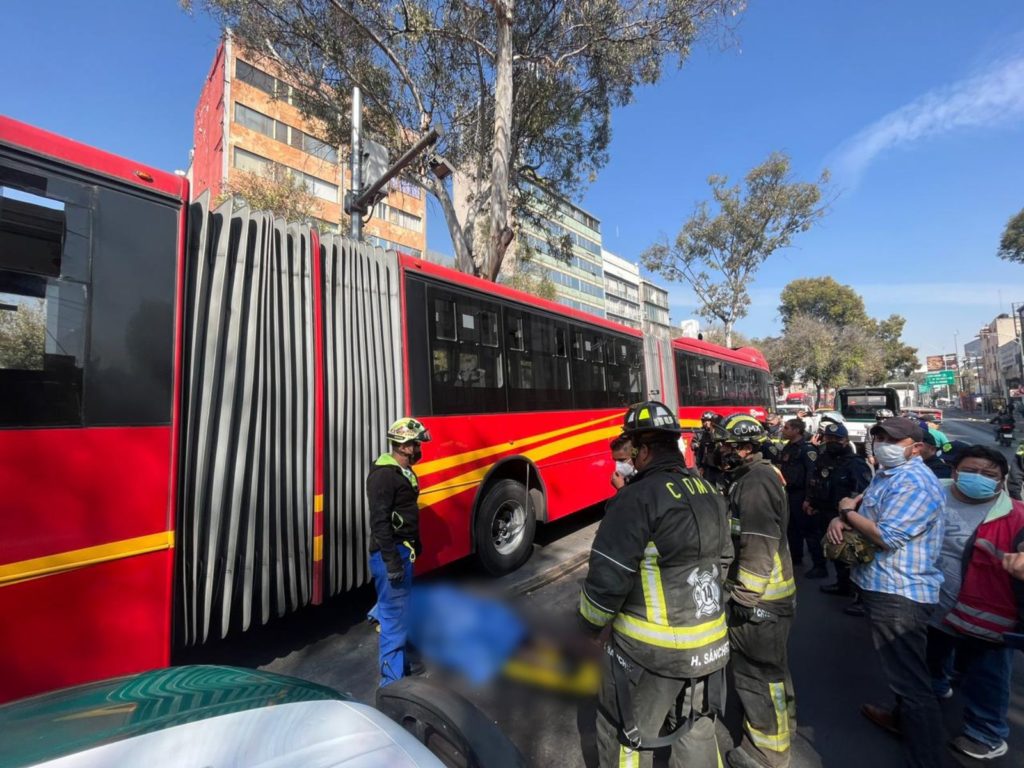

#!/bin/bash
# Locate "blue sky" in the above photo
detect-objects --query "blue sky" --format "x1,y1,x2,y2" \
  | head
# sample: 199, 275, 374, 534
3, 1, 1023, 364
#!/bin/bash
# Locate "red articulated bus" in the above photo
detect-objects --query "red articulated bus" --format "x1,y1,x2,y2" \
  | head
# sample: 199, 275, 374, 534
669, 336, 774, 428
0, 116, 650, 702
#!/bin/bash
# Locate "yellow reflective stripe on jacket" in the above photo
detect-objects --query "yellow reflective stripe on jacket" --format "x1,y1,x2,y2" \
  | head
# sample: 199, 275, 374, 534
640, 542, 669, 626
613, 611, 727, 650
762, 552, 795, 601
580, 588, 615, 627
737, 567, 769, 592
618, 745, 639, 768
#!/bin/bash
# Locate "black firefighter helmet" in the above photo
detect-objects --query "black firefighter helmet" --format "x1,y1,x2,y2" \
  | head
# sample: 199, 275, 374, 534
622, 401, 683, 438
713, 413, 768, 445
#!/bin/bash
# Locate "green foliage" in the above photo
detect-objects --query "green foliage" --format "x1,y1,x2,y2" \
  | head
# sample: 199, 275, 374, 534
766, 277, 918, 396
216, 166, 320, 223
778, 276, 868, 329
643, 152, 830, 346
0, 299, 45, 370
188, 0, 745, 279
997, 207, 1024, 264
507, 261, 558, 301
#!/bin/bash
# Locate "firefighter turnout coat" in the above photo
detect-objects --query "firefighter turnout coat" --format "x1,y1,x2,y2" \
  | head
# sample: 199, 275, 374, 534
580, 453, 734, 678
727, 455, 796, 615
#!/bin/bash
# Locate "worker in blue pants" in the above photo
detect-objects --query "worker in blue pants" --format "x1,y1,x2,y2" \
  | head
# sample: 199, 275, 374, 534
366, 417, 431, 686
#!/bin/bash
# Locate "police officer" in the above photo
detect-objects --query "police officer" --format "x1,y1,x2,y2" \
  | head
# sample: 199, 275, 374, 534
714, 414, 796, 768
918, 431, 951, 478
864, 408, 894, 467
806, 422, 872, 598
779, 418, 820, 577
693, 411, 726, 490
366, 417, 431, 687
580, 401, 732, 768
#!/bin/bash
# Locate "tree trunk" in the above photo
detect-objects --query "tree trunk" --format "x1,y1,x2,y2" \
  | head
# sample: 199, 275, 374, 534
724, 320, 733, 348
429, 177, 474, 274
488, 0, 514, 281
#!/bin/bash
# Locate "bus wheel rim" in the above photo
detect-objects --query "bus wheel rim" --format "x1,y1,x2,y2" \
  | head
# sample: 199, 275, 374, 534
492, 500, 526, 555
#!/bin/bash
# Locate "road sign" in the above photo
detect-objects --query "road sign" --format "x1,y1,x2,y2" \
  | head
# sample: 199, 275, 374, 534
918, 384, 930, 394
924, 370, 955, 386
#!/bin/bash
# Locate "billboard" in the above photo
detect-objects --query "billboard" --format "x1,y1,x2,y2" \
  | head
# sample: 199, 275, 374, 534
926, 354, 957, 371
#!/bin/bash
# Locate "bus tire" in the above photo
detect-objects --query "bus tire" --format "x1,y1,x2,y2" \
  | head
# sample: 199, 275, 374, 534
375, 677, 526, 768
475, 479, 536, 575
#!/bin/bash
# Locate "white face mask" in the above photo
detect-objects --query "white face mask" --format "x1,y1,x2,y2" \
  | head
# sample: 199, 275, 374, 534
874, 442, 909, 469
615, 460, 635, 478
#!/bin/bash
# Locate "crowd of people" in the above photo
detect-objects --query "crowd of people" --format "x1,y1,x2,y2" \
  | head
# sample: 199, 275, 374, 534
578, 402, 1024, 768
359, 406, 1023, 768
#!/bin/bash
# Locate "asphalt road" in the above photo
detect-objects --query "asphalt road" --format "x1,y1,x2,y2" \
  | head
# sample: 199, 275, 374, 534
179, 412, 1023, 767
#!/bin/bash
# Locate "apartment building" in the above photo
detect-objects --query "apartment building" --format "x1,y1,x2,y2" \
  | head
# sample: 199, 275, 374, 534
977, 314, 1017, 399
190, 34, 426, 256
641, 280, 673, 339
601, 249, 642, 329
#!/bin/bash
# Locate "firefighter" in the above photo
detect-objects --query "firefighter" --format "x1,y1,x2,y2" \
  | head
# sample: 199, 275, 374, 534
714, 413, 797, 768
366, 417, 431, 687
806, 422, 873, 598
778, 419, 821, 577
580, 401, 733, 768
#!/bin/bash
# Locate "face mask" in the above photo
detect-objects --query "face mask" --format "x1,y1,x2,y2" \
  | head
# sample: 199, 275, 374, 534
955, 472, 1000, 500
873, 442, 909, 469
721, 451, 744, 471
615, 461, 635, 478
409, 445, 422, 465
824, 442, 844, 455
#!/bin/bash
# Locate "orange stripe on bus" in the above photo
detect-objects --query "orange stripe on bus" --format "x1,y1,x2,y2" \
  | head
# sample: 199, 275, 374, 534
415, 413, 619, 478
0, 531, 174, 588
314, 493, 324, 513
313, 534, 324, 562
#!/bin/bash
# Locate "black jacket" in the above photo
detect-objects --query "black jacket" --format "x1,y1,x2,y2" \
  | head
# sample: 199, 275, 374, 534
726, 456, 796, 615
366, 453, 420, 573
924, 454, 952, 479
580, 452, 734, 678
806, 445, 873, 515
779, 438, 817, 501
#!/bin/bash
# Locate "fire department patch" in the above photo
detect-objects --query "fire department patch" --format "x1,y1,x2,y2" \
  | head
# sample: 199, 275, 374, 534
687, 565, 721, 619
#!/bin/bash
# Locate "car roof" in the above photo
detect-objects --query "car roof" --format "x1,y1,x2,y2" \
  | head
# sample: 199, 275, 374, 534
0, 666, 443, 768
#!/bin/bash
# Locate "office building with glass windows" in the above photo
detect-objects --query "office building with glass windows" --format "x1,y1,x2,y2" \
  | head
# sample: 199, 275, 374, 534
189, 33, 426, 256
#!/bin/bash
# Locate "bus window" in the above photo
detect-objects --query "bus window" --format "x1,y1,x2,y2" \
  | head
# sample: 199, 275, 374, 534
0, 175, 84, 427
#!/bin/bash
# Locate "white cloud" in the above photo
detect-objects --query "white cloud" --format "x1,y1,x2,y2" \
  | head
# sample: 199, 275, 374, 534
829, 54, 1024, 184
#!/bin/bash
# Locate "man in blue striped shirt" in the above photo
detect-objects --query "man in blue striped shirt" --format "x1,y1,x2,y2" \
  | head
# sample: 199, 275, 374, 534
826, 417, 948, 768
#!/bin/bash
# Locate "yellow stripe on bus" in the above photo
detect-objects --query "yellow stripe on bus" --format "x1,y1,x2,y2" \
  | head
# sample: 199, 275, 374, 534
418, 423, 622, 507
313, 534, 324, 562
0, 531, 175, 588
314, 493, 324, 513
415, 414, 619, 478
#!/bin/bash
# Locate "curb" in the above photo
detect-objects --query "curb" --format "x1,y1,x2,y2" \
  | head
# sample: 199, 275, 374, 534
504, 549, 590, 597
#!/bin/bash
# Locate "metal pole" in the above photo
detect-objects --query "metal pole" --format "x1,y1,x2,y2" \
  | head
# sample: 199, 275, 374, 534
350, 86, 362, 240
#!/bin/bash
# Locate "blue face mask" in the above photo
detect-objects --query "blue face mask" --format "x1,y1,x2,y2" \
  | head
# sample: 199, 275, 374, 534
955, 471, 1000, 500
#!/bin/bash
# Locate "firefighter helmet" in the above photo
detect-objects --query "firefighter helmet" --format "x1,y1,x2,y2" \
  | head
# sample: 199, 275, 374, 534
387, 417, 432, 445
714, 413, 767, 445
622, 401, 683, 437
700, 410, 720, 423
